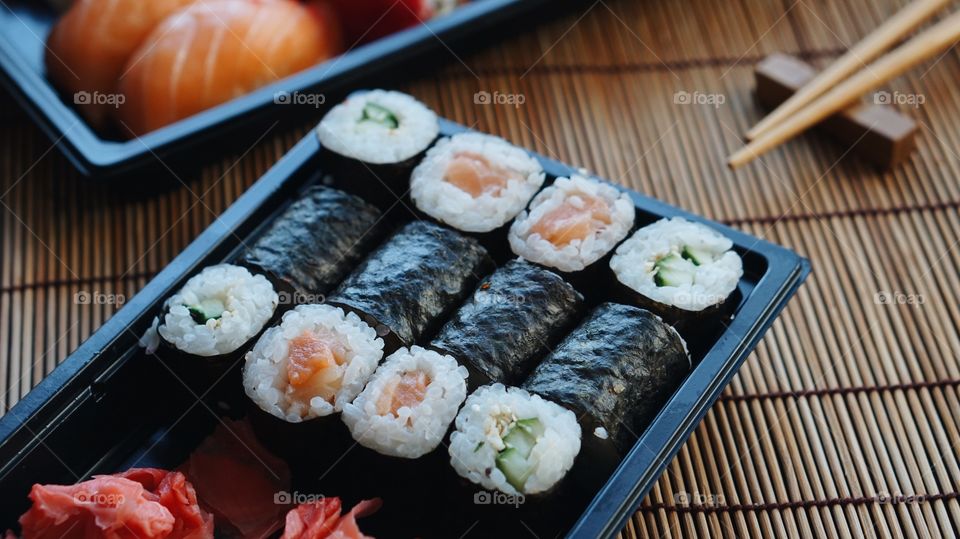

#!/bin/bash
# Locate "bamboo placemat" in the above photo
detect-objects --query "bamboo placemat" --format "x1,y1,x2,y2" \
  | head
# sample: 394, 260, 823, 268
2, 0, 960, 536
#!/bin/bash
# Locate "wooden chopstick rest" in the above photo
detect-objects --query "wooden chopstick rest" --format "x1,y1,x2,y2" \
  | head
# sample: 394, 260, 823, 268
746, 0, 950, 141
756, 53, 918, 171
729, 10, 960, 169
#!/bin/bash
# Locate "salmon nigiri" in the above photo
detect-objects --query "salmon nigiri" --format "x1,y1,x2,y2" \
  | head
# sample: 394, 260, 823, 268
44, 0, 199, 128
117, 0, 341, 136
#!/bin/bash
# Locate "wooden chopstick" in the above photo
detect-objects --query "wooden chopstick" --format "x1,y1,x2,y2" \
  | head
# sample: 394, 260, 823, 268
728, 10, 960, 170
745, 0, 952, 141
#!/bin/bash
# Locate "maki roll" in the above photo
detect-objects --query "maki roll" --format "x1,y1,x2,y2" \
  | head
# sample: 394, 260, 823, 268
341, 346, 468, 459
523, 303, 689, 476
410, 133, 545, 256
328, 221, 494, 353
609, 217, 744, 321
239, 186, 385, 298
243, 304, 384, 422
141, 264, 279, 396
317, 90, 439, 209
448, 384, 581, 496
430, 259, 583, 390
508, 176, 634, 284
150, 264, 278, 358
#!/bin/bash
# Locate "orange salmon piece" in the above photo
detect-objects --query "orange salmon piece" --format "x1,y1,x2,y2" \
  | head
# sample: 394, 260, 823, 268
118, 0, 342, 136
444, 151, 519, 197
287, 331, 344, 402
530, 192, 613, 246
375, 371, 430, 416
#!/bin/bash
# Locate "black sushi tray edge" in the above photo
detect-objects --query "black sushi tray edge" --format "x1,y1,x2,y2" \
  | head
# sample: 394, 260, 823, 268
0, 0, 570, 181
0, 120, 811, 538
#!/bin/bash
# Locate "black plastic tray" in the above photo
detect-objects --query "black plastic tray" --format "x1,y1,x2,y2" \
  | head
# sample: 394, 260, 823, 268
0, 120, 809, 538
0, 0, 562, 180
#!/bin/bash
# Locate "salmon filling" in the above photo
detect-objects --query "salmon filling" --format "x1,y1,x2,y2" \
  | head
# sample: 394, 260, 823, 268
286, 330, 347, 404
375, 370, 431, 417
443, 152, 521, 198
529, 192, 613, 246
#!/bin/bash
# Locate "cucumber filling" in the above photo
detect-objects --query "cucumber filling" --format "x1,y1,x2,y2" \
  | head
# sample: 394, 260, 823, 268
653, 253, 696, 287
681, 245, 714, 266
495, 417, 545, 491
185, 298, 226, 325
360, 103, 399, 129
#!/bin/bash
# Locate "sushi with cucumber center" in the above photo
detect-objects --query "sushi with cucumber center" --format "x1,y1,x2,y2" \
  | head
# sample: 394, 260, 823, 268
145, 264, 279, 358
449, 384, 581, 495
316, 90, 439, 165
610, 217, 743, 314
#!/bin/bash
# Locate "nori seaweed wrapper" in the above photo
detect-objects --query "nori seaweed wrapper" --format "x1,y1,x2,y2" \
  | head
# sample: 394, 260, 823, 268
430, 258, 584, 389
319, 146, 426, 212
328, 221, 495, 352
523, 302, 689, 467
239, 186, 385, 298
606, 272, 742, 329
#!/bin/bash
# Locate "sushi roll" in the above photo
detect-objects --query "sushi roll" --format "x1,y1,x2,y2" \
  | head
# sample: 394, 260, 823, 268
317, 90, 439, 209
430, 259, 583, 390
341, 346, 468, 459
410, 133, 545, 256
328, 221, 494, 353
150, 264, 279, 359
239, 186, 386, 298
523, 303, 689, 477
242, 304, 384, 422
139, 264, 279, 400
448, 384, 581, 496
508, 176, 634, 285
609, 217, 743, 321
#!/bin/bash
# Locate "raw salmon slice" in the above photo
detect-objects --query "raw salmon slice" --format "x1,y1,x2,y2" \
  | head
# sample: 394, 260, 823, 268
118, 0, 341, 136
444, 151, 519, 197
375, 371, 430, 416
44, 0, 199, 128
287, 331, 346, 403
530, 192, 614, 246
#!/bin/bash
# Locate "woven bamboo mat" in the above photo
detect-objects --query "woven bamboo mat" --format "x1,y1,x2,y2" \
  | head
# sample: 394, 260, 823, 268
2, 0, 960, 536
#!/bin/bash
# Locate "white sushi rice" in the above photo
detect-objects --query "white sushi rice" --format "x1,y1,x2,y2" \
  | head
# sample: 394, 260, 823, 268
317, 90, 439, 164
243, 304, 384, 422
508, 176, 635, 272
341, 346, 468, 459
155, 264, 278, 357
448, 384, 581, 496
610, 217, 744, 312
410, 133, 545, 232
